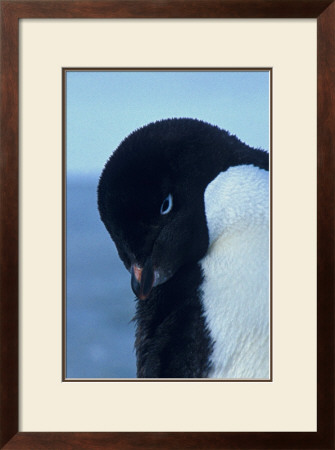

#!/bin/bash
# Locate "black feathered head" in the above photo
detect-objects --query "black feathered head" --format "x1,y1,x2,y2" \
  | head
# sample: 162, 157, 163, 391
97, 118, 268, 299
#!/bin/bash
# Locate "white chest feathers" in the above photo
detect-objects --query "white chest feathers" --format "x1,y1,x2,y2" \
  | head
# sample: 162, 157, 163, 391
200, 164, 270, 379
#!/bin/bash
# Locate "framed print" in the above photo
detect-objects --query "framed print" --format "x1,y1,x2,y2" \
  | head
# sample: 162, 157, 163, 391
1, 1, 334, 449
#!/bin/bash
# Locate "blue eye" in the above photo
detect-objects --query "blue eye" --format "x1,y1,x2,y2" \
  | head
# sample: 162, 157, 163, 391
160, 194, 173, 215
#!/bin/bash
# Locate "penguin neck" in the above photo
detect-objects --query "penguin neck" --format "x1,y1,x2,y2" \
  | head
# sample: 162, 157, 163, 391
135, 262, 213, 378
200, 164, 270, 379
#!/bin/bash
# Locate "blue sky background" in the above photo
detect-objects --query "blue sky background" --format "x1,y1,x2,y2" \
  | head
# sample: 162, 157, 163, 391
66, 70, 269, 176
65, 70, 270, 378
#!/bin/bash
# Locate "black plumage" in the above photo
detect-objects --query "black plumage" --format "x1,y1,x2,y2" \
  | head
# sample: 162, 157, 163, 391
97, 118, 268, 378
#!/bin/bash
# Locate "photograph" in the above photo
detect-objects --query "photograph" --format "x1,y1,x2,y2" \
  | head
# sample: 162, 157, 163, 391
64, 69, 271, 379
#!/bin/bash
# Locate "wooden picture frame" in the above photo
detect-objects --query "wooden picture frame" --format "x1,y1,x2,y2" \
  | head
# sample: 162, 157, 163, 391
1, 1, 334, 448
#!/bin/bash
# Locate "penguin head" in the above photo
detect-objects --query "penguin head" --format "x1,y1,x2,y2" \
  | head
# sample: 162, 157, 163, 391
97, 118, 267, 300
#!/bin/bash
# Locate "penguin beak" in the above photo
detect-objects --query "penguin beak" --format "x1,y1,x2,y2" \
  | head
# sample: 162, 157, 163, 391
131, 259, 154, 300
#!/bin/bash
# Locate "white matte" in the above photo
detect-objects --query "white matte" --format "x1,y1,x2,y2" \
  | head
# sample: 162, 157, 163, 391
20, 19, 317, 432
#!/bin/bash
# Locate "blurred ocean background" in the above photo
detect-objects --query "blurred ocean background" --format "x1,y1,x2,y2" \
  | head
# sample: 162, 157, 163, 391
65, 70, 269, 378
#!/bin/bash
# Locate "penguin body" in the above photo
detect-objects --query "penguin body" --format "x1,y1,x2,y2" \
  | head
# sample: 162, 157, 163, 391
97, 118, 269, 379
201, 166, 269, 378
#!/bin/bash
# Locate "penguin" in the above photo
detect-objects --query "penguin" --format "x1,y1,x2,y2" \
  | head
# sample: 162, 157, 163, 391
97, 118, 269, 379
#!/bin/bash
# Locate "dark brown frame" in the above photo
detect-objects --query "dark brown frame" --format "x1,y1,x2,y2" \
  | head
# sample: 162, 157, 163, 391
0, 1, 334, 449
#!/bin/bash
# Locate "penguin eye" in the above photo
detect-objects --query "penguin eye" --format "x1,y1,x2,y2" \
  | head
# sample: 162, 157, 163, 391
160, 194, 173, 215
